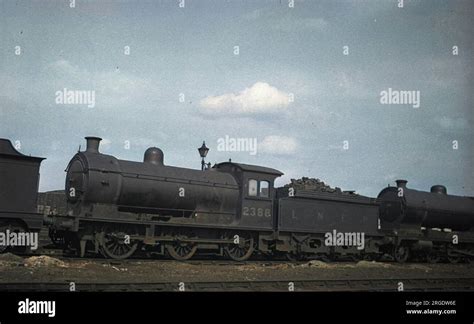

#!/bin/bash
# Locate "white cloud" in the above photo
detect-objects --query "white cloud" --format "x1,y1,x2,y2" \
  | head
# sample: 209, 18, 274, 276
199, 82, 291, 115
259, 135, 298, 155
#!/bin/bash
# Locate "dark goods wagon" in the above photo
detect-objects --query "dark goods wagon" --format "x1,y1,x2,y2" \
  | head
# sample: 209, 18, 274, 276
0, 138, 44, 252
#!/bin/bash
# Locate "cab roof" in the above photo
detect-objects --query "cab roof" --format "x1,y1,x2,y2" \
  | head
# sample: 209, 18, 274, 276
0, 138, 45, 161
215, 161, 283, 176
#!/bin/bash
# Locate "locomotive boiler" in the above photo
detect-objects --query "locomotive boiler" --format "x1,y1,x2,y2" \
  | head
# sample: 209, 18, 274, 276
66, 137, 239, 217
378, 180, 474, 231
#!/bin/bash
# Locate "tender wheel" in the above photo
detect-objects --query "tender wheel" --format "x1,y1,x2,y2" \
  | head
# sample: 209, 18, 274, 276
224, 232, 255, 261
101, 230, 138, 260
394, 245, 410, 263
166, 241, 197, 261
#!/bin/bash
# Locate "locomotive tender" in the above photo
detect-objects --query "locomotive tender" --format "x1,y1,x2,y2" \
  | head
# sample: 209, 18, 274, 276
43, 136, 474, 262
0, 139, 44, 252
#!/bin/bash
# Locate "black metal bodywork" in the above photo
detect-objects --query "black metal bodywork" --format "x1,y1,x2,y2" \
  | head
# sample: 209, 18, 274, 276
268, 187, 383, 257
19, 136, 473, 262
378, 180, 474, 231
66, 139, 239, 219
50, 137, 474, 262
277, 188, 380, 235
214, 162, 282, 230
0, 138, 44, 232
50, 137, 285, 259
63, 138, 283, 232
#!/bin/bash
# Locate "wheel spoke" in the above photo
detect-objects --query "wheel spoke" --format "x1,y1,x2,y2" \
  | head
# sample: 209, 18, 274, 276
394, 245, 409, 263
224, 233, 254, 261
101, 228, 138, 260
167, 239, 197, 261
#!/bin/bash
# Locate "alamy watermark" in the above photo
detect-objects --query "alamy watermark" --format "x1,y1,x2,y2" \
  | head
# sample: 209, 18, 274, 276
0, 230, 38, 250
380, 88, 420, 108
18, 298, 55, 317
217, 135, 257, 155
324, 230, 365, 250
55, 88, 96, 108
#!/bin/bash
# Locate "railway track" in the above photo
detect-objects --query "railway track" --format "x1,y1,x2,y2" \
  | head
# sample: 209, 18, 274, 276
1, 277, 474, 292
32, 246, 309, 266
25, 246, 474, 267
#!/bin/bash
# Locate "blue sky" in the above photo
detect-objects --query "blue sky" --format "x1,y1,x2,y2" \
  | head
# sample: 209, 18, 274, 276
0, 0, 472, 197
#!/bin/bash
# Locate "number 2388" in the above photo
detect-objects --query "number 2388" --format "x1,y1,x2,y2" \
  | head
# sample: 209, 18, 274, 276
242, 207, 271, 218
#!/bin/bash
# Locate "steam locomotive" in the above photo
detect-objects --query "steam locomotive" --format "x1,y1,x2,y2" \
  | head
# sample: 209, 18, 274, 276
1, 136, 474, 262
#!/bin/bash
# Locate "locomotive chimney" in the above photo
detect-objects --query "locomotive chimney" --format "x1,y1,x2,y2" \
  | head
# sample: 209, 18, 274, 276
396, 179, 408, 189
85, 136, 102, 153
431, 185, 447, 194
144, 147, 164, 165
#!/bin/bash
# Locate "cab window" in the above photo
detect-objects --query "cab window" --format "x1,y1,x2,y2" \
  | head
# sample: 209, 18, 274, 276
248, 179, 258, 196
259, 181, 270, 197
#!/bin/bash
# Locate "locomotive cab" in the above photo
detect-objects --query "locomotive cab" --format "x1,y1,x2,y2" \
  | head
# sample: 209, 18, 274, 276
214, 162, 283, 230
